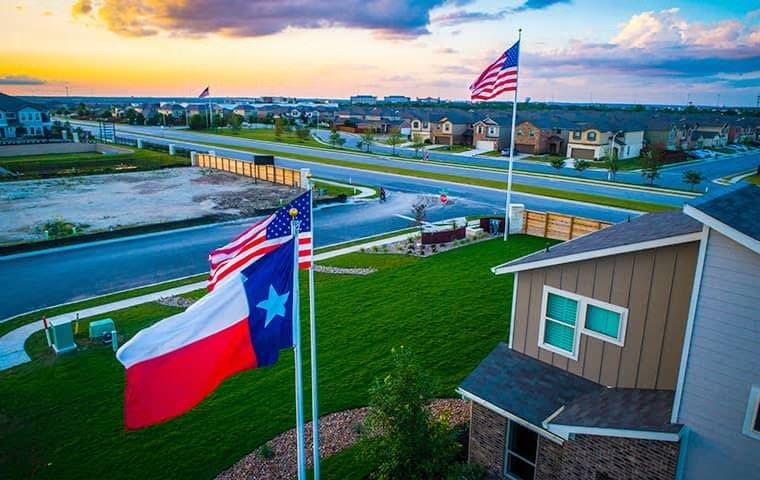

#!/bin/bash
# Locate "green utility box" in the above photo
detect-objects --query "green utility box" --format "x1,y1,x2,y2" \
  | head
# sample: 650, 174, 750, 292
51, 320, 77, 354
89, 318, 115, 339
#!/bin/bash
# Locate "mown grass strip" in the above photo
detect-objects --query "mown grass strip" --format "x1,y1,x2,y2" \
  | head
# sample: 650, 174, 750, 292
198, 141, 674, 212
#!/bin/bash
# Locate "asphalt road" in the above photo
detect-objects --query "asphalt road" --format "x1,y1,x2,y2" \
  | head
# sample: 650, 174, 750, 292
72, 122, 694, 207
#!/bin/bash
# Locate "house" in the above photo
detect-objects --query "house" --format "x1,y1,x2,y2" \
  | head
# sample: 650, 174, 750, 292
417, 96, 442, 104
690, 123, 728, 148
158, 103, 186, 119
432, 111, 472, 146
460, 210, 704, 479
233, 104, 258, 120
644, 119, 697, 151
408, 113, 435, 143
383, 95, 410, 104
671, 185, 760, 480
472, 116, 511, 151
0, 92, 51, 138
565, 124, 643, 160
349, 95, 377, 105
513, 118, 570, 155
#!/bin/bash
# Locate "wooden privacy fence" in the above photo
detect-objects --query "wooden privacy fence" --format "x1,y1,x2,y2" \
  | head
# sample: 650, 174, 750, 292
195, 153, 302, 188
523, 210, 612, 240
480, 210, 613, 241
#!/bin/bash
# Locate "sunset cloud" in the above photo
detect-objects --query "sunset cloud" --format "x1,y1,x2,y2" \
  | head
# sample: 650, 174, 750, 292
0, 74, 47, 85
71, 0, 452, 38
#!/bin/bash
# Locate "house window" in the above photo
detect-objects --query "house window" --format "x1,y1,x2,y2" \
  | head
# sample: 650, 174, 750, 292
587, 131, 597, 141
413, 121, 420, 129
539, 290, 580, 358
504, 420, 538, 480
572, 131, 581, 140
742, 385, 760, 440
444, 123, 450, 132
539, 286, 628, 358
477, 126, 483, 134
488, 127, 497, 136
583, 303, 626, 346
517, 129, 523, 136
529, 129, 535, 137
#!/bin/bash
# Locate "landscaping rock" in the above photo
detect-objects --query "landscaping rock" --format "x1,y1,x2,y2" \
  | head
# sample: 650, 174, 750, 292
312, 265, 377, 276
155, 295, 196, 308
216, 399, 468, 480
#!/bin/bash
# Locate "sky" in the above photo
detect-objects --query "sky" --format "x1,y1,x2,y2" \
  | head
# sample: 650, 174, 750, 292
2, 0, 759, 106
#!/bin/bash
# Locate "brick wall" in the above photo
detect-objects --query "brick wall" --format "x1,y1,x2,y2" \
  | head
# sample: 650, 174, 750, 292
536, 437, 564, 480
537, 434, 679, 480
469, 402, 506, 478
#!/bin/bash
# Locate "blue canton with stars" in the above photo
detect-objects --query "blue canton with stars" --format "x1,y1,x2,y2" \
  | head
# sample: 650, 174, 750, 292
266, 190, 311, 240
241, 237, 295, 367
501, 40, 520, 71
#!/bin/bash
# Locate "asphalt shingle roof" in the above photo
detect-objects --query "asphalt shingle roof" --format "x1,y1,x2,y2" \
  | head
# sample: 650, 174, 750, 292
688, 184, 760, 242
495, 211, 702, 272
459, 343, 602, 426
549, 388, 682, 433
0, 92, 45, 112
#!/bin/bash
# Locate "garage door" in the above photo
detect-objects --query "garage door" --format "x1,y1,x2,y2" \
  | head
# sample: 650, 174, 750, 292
476, 140, 495, 150
570, 148, 595, 160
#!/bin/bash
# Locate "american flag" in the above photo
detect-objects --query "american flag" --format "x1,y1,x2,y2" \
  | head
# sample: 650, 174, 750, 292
198, 86, 210, 98
469, 41, 520, 101
207, 190, 312, 291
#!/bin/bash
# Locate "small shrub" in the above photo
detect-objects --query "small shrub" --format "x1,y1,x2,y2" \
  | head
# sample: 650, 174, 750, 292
256, 443, 274, 460
351, 420, 366, 436
446, 462, 487, 480
372, 245, 380, 253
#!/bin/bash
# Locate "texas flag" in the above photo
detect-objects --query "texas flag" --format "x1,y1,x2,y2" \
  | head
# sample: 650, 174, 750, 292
116, 238, 295, 429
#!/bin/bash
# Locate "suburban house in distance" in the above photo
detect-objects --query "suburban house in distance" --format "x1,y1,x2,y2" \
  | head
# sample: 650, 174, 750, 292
458, 185, 760, 480
690, 123, 728, 148
383, 95, 410, 104
460, 210, 703, 479
671, 185, 760, 480
158, 103, 186, 119
233, 104, 258, 120
0, 92, 51, 139
349, 94, 377, 105
409, 113, 434, 143
431, 111, 472, 146
472, 116, 512, 151
513, 118, 570, 155
565, 123, 644, 160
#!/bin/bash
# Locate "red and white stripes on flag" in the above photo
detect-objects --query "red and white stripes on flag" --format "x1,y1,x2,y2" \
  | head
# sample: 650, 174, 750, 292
207, 190, 313, 292
469, 41, 520, 101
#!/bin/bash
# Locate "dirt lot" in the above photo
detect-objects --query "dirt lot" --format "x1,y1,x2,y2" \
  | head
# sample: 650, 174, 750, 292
0, 167, 298, 244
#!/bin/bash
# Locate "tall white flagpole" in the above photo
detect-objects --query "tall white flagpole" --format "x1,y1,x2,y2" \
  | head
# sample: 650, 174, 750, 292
290, 210, 307, 480
504, 29, 522, 241
307, 184, 321, 478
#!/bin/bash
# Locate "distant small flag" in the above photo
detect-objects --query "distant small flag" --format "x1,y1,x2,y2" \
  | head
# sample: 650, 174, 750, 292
469, 41, 520, 101
198, 86, 210, 98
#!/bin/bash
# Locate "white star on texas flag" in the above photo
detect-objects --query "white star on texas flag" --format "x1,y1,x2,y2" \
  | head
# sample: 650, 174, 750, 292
256, 285, 290, 327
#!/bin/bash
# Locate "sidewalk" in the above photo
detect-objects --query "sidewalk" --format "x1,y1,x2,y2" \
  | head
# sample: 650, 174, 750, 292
0, 230, 418, 372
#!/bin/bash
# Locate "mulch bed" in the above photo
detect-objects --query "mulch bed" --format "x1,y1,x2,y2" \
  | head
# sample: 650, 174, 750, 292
216, 399, 469, 480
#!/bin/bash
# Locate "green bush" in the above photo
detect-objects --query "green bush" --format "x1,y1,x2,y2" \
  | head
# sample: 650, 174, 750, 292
363, 347, 460, 479
256, 443, 274, 460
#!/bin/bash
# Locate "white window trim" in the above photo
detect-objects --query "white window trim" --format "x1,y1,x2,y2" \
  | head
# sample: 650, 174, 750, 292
538, 286, 583, 361
580, 296, 628, 347
538, 286, 628, 360
742, 385, 760, 440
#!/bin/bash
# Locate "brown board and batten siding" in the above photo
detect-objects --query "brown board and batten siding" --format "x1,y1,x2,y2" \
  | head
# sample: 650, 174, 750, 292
511, 242, 698, 389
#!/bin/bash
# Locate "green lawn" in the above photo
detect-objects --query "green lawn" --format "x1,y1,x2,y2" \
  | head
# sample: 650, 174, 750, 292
311, 180, 362, 198
477, 150, 505, 157
202, 127, 323, 148
744, 174, 760, 185
435, 145, 474, 153
196, 141, 673, 213
0, 149, 189, 180
521, 155, 565, 163
0, 237, 552, 480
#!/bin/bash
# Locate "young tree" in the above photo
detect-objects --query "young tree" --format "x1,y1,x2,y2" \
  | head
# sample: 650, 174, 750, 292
228, 114, 243, 132
682, 170, 706, 191
573, 158, 590, 175
295, 126, 311, 142
328, 127, 345, 147
273, 117, 285, 139
410, 135, 426, 158
363, 347, 459, 479
360, 128, 376, 152
188, 114, 206, 130
549, 157, 566, 170
603, 151, 619, 181
387, 128, 403, 156
640, 153, 662, 185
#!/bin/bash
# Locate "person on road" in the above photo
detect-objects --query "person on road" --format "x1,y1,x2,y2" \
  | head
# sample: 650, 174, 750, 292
379, 187, 387, 202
